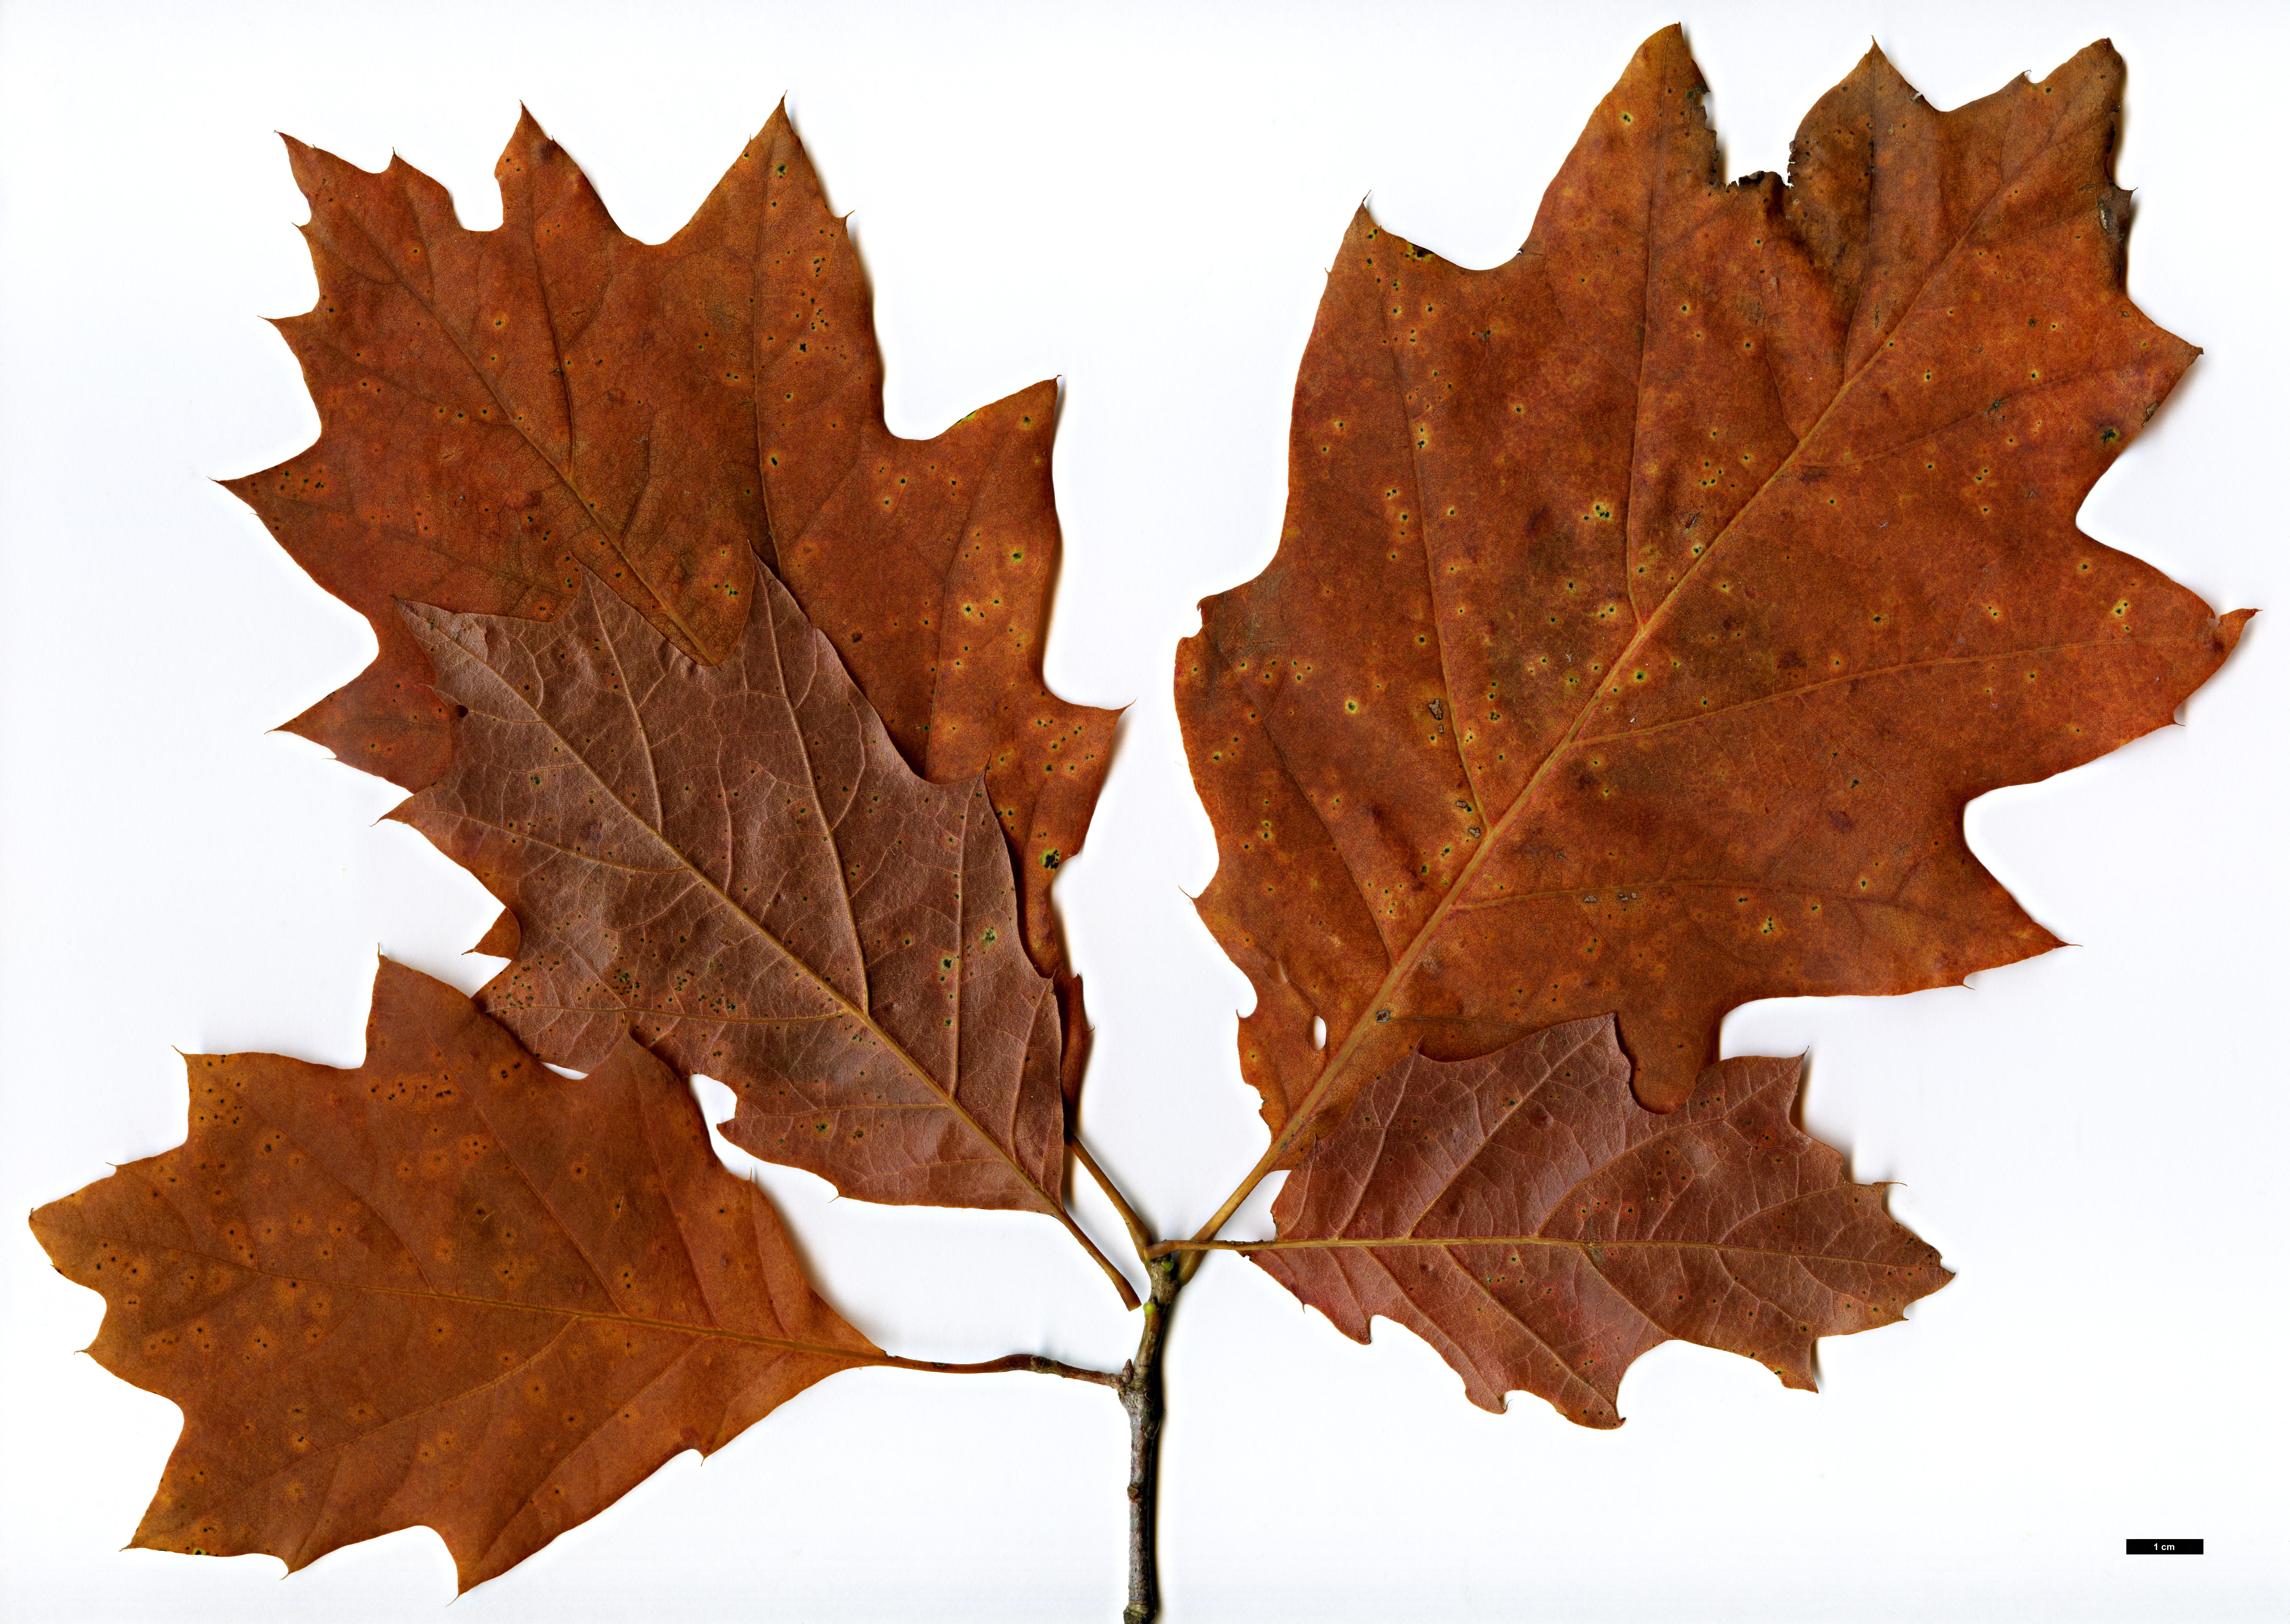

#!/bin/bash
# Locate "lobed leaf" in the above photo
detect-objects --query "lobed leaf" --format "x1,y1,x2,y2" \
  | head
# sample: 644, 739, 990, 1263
395, 570, 1093, 1244
1178, 28, 2246, 1188
28, 962, 878, 1591
1252, 1018, 1948, 1423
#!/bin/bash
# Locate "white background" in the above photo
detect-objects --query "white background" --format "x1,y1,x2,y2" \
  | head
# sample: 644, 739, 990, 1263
2, 2, 2283, 1619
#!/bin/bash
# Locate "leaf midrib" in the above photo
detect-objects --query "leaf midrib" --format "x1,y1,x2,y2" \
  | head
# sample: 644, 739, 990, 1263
116, 1228, 877, 1361
1193, 1234, 1919, 1269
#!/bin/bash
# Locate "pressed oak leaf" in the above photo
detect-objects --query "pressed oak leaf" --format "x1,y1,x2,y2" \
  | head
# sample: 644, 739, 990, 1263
390, 569, 1134, 1299
28, 961, 879, 1592
1247, 1017, 1947, 1423
228, 109, 1114, 1041
1177, 29, 2247, 1185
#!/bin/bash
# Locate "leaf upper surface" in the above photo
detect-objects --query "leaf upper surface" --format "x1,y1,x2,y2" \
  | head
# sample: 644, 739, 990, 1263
28, 962, 877, 1591
1178, 29, 2245, 1157
1254, 1018, 1948, 1423
397, 570, 1074, 1224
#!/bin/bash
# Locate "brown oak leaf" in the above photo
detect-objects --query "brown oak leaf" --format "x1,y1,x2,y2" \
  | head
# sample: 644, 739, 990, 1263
1177, 26, 2248, 1205
392, 570, 1134, 1299
1248, 1017, 1948, 1423
27, 961, 880, 1591
228, 107, 1115, 1079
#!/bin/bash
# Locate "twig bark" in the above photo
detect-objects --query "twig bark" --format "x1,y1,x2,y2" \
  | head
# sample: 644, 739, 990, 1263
1118, 1254, 1182, 1624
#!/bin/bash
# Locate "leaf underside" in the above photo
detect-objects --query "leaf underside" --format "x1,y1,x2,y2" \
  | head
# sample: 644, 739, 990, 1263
1255, 1018, 1948, 1423
29, 962, 877, 1592
397, 571, 1072, 1219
